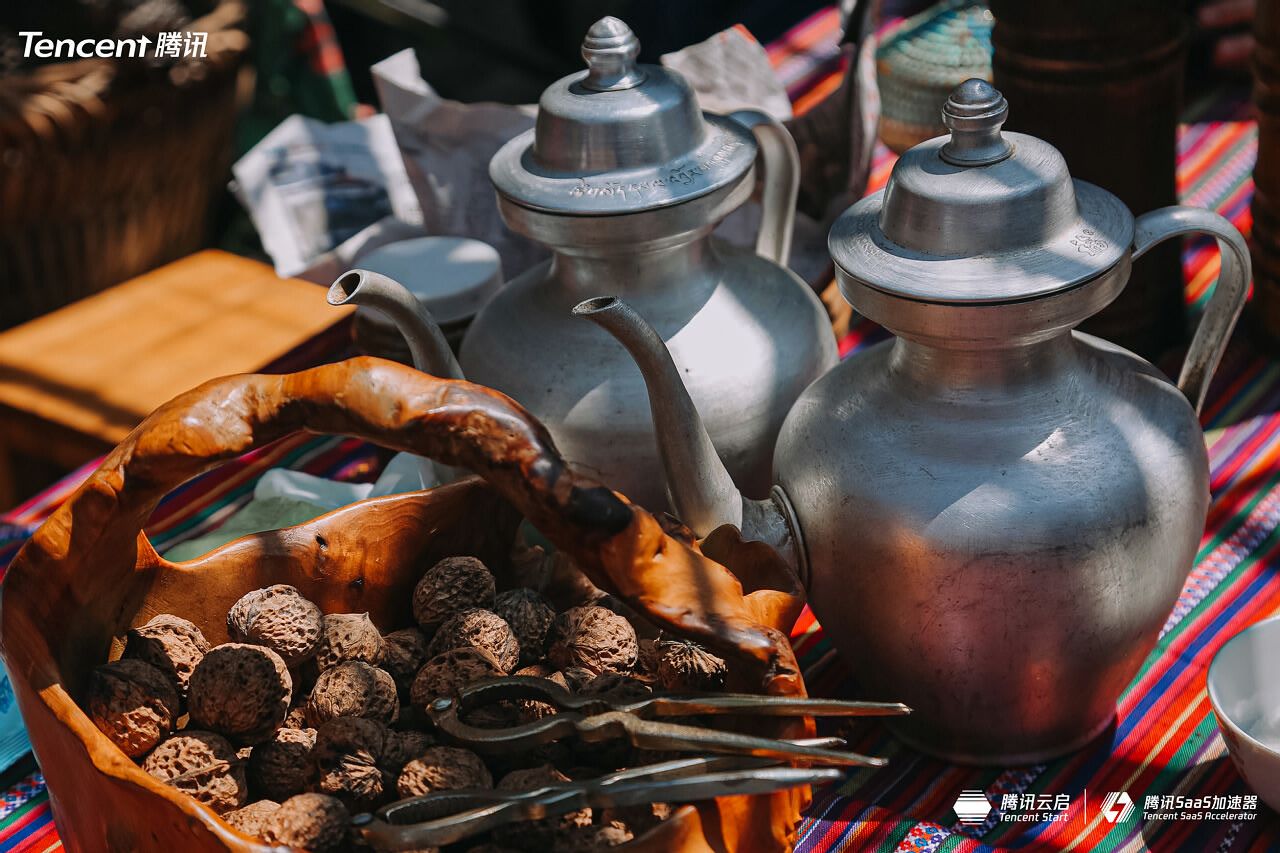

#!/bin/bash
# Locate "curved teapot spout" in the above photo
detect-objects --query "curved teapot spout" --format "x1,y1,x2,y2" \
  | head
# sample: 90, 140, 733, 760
328, 269, 464, 381
330, 269, 462, 488
573, 296, 805, 575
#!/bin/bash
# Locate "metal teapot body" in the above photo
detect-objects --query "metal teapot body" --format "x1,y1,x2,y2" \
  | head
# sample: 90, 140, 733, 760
778, 296, 1208, 762
577, 80, 1251, 763
460, 18, 836, 511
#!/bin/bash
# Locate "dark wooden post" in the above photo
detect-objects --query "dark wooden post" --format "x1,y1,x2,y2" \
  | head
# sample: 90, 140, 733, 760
1250, 0, 1280, 348
988, 0, 1187, 363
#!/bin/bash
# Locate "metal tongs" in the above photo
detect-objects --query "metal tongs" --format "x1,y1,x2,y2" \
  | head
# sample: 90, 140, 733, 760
353, 754, 846, 851
426, 675, 911, 767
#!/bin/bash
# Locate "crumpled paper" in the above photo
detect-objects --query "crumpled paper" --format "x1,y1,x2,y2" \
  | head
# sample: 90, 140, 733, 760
371, 24, 827, 282
231, 114, 423, 278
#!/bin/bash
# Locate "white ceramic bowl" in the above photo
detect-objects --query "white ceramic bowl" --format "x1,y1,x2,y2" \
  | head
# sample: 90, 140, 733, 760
1207, 614, 1280, 811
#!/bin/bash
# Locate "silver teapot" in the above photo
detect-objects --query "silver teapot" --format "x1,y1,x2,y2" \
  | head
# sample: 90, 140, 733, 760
459, 17, 837, 512
576, 80, 1251, 763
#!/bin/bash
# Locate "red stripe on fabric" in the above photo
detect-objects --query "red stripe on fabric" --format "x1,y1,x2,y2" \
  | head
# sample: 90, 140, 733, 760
1208, 415, 1280, 497
765, 6, 843, 65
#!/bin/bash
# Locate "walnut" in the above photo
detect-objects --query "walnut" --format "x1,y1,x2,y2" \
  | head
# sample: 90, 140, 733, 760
122, 614, 211, 702
248, 727, 316, 802
381, 627, 430, 689
409, 647, 504, 708
412, 556, 496, 632
312, 716, 389, 807
426, 608, 520, 673
558, 667, 597, 693
226, 585, 323, 668
511, 665, 568, 722
223, 799, 280, 838
86, 658, 179, 758
508, 537, 549, 588
283, 705, 310, 730
306, 660, 398, 727
577, 672, 652, 703
143, 730, 249, 814
260, 792, 351, 852
493, 588, 556, 667
551, 821, 634, 852
314, 612, 385, 670
489, 764, 591, 852
655, 639, 727, 691
547, 607, 638, 675
187, 643, 292, 744
380, 729, 435, 776
397, 746, 492, 798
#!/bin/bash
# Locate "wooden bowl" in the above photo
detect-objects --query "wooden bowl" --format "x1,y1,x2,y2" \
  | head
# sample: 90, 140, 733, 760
0, 357, 814, 853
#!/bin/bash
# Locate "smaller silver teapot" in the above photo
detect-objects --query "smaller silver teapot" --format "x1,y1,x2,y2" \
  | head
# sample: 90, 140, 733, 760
578, 80, 1251, 763
459, 17, 837, 513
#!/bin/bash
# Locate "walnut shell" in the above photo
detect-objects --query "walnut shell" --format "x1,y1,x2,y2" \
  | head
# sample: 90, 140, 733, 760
122, 614, 211, 702
412, 556, 496, 632
551, 821, 634, 852
312, 716, 389, 807
381, 627, 430, 689
426, 608, 520, 673
493, 588, 556, 667
655, 639, 727, 691
86, 658, 179, 758
397, 745, 492, 798
259, 792, 351, 852
188, 643, 292, 745
547, 607, 638, 676
314, 612, 385, 671
511, 665, 568, 723
492, 764, 592, 852
143, 730, 249, 815
248, 727, 316, 802
226, 585, 323, 668
577, 672, 652, 703
306, 660, 398, 727
380, 729, 435, 775
223, 799, 281, 839
409, 647, 504, 709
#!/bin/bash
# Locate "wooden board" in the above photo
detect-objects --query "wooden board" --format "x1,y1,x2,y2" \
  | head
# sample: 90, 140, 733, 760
0, 250, 353, 504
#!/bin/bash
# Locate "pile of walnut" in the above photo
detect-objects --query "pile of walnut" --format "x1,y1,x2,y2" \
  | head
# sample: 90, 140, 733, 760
86, 544, 730, 853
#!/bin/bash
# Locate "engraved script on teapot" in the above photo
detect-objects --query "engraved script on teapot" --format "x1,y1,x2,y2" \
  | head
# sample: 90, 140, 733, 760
568, 139, 743, 201
1070, 229, 1108, 257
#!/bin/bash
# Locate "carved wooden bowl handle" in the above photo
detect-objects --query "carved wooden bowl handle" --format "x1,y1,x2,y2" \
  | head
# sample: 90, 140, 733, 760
107, 358, 803, 690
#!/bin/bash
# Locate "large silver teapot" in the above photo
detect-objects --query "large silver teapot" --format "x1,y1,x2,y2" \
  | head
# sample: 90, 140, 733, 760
459, 17, 837, 512
576, 80, 1251, 763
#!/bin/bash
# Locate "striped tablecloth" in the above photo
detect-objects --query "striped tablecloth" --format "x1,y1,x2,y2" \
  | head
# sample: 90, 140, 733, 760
1, 7, 1276, 852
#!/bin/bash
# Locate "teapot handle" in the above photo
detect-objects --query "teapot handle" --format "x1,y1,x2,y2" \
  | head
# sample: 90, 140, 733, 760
729, 109, 801, 266
1132, 206, 1251, 416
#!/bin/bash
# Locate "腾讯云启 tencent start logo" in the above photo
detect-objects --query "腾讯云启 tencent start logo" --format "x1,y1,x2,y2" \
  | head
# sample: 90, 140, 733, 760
952, 790, 993, 826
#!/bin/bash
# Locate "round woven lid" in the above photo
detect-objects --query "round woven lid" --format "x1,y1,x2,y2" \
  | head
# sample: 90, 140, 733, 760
489, 17, 757, 216
830, 80, 1133, 305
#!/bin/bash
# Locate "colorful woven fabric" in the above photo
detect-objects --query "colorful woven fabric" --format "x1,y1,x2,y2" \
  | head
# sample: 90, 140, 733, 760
1, 6, 1275, 852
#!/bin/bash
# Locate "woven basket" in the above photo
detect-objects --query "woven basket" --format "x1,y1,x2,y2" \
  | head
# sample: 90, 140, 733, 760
875, 0, 993, 153
0, 2, 249, 330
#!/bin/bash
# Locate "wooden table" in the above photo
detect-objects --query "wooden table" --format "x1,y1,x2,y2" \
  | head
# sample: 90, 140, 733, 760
0, 250, 354, 508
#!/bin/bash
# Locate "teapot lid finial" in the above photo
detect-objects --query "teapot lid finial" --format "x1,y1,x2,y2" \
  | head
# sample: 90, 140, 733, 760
940, 78, 1012, 166
581, 17, 646, 91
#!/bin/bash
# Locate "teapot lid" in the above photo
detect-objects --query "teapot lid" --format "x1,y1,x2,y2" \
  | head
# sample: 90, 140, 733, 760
489, 17, 757, 216
829, 79, 1134, 305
